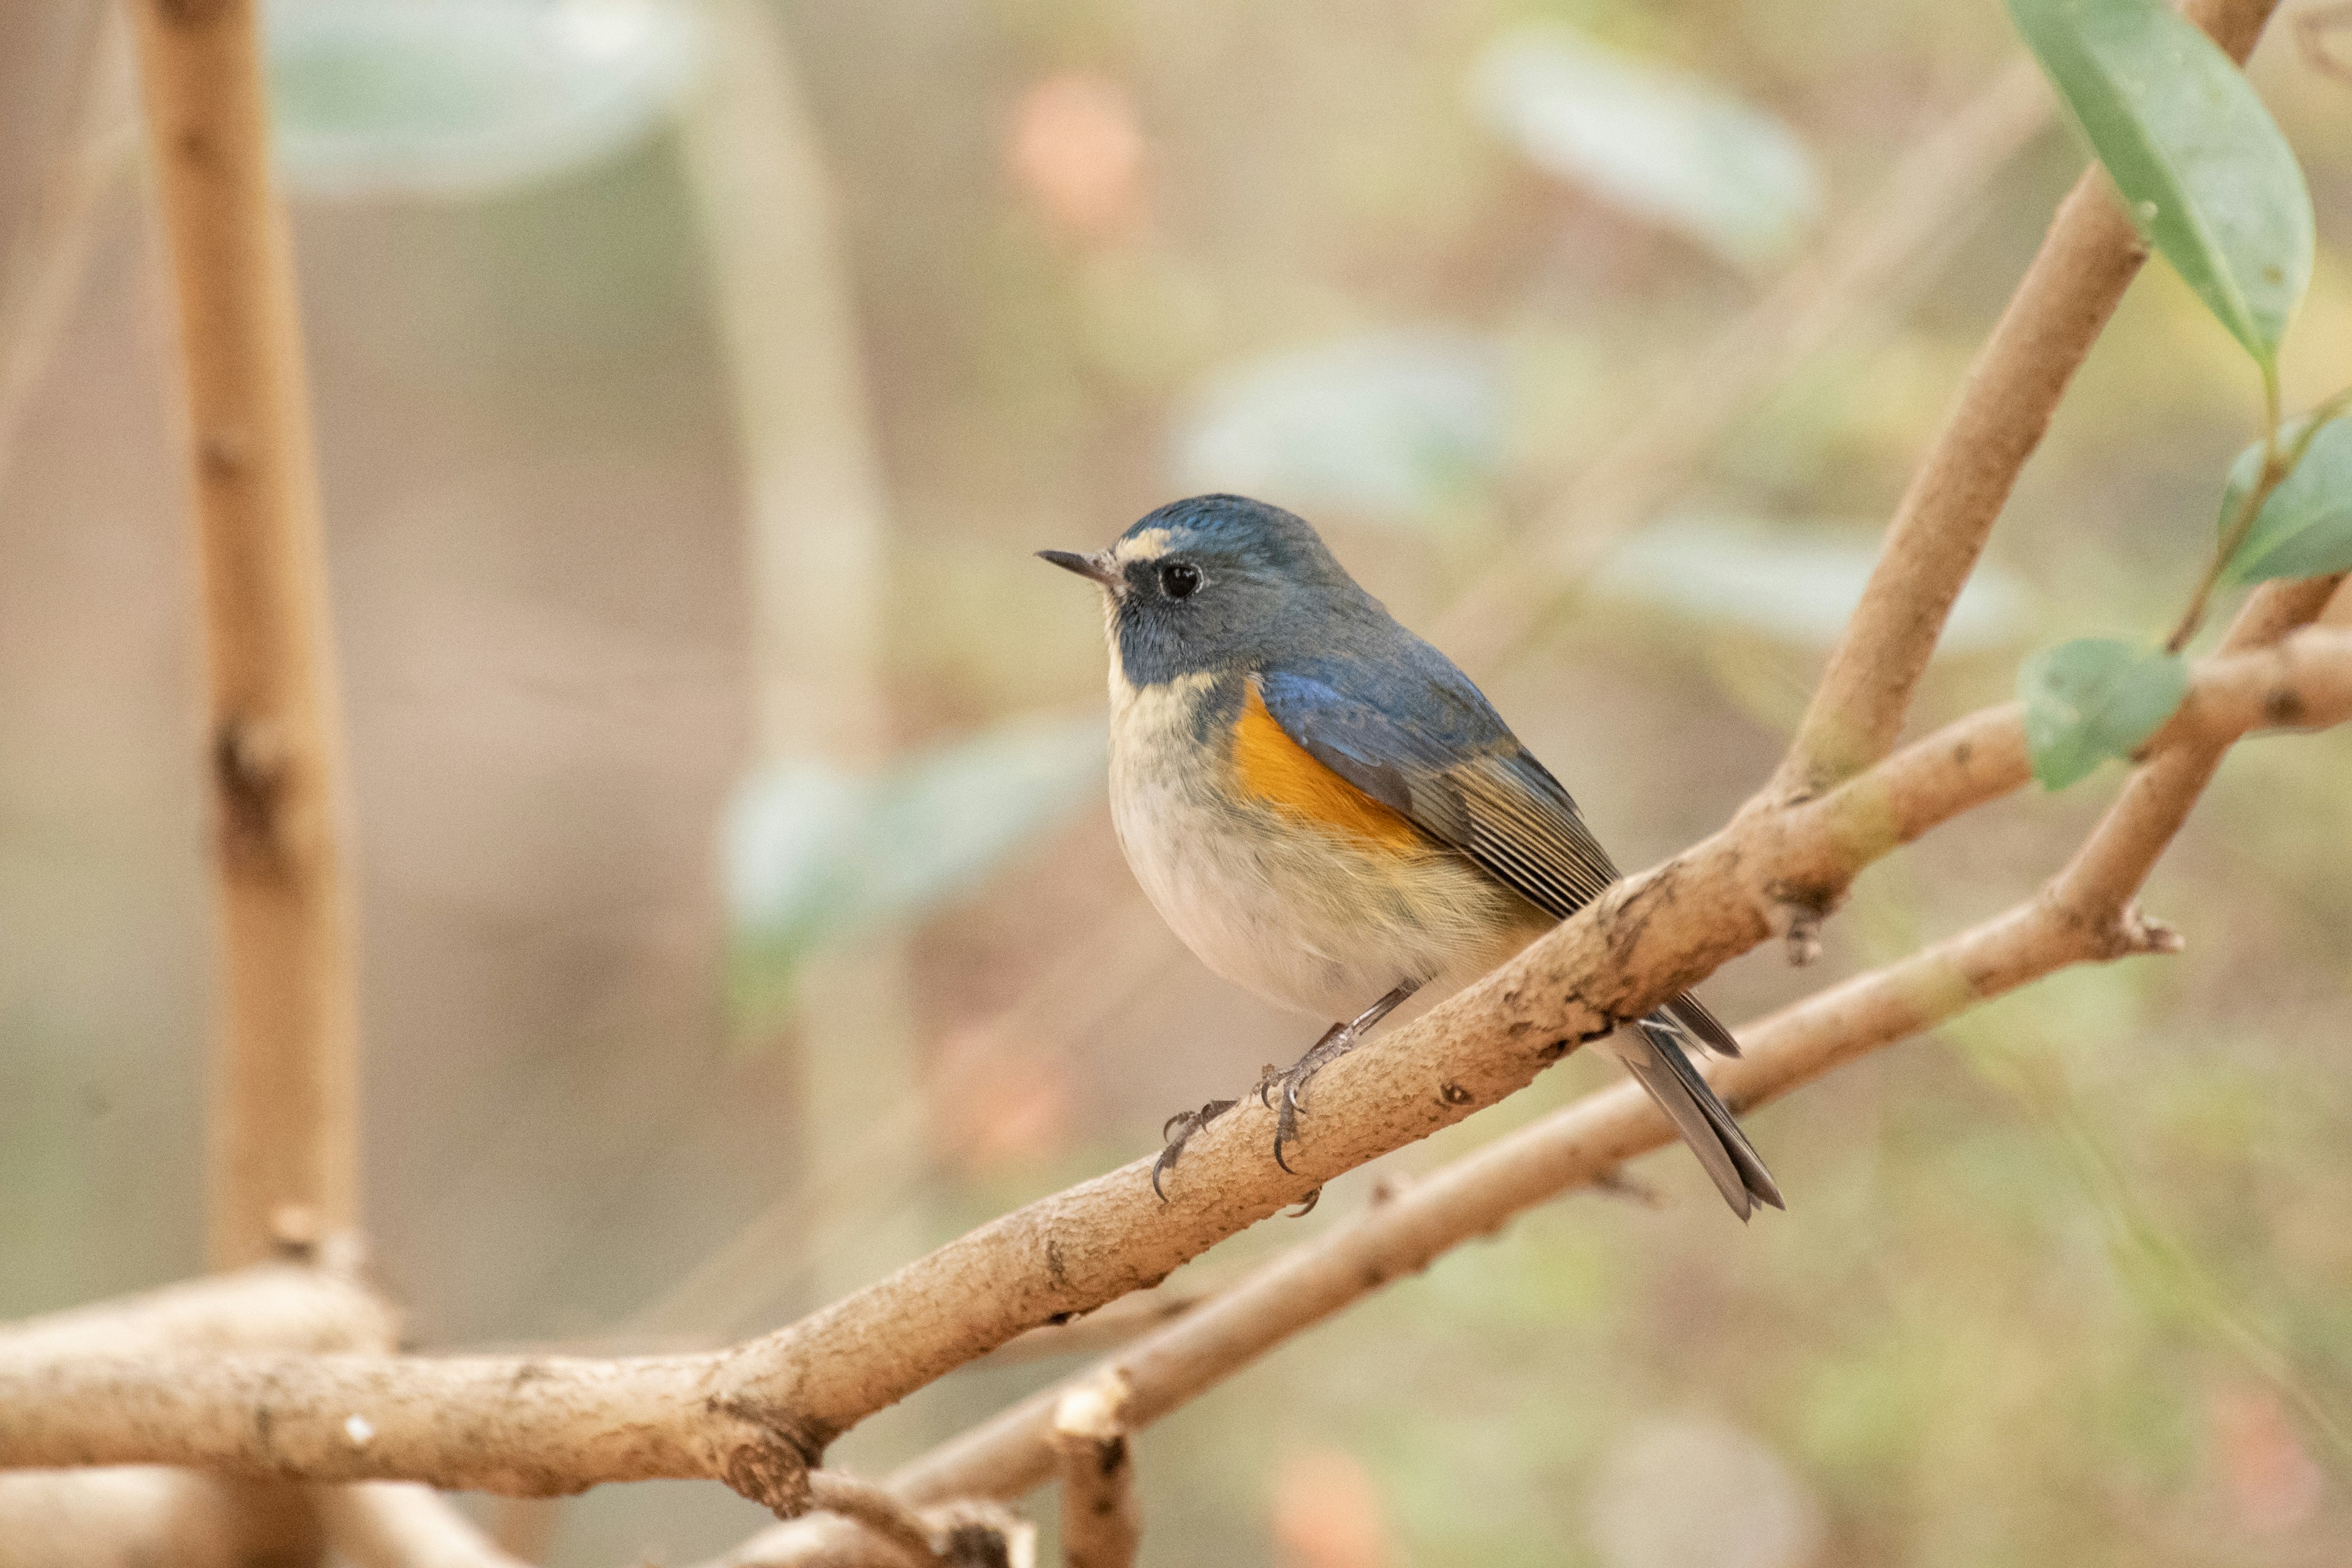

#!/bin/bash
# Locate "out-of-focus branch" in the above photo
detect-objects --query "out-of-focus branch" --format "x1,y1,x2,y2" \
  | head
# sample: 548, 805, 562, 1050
7, 620, 2349, 1507
1050, 1373, 1138, 1568
678, 0, 927, 1318
726, 601, 2351, 1518
0, 1469, 318, 1568
314, 1485, 532, 1568
1434, 51, 2052, 665
1772, 0, 2281, 799
714, 1497, 1034, 1568
0, 1258, 392, 1363
0, 4, 137, 497
129, 0, 360, 1272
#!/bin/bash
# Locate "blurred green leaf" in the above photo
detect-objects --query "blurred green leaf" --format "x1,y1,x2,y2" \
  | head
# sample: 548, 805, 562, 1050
2219, 415, 2352, 584
2018, 638, 2188, 790
1175, 332, 1502, 526
723, 714, 1106, 971
2007, 0, 2313, 366
1594, 514, 2026, 651
1470, 24, 1821, 270
267, 0, 703, 200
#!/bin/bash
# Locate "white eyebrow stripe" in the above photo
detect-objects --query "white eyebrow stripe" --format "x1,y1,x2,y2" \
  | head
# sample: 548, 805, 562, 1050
1110, 527, 1174, 566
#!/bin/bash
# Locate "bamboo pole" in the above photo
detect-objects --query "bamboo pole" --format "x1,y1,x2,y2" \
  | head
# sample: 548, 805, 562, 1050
126, 0, 358, 1267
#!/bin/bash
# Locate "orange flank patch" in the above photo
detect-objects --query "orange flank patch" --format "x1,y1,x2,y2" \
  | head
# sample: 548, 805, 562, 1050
1232, 682, 1426, 850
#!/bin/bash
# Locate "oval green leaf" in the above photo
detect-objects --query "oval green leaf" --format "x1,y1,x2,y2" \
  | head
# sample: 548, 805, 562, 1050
2218, 415, 2352, 584
2018, 638, 2189, 790
2008, 0, 2314, 366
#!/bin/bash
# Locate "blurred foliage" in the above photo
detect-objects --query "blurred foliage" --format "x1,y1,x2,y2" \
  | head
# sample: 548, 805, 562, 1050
1, 0, 2348, 1563
1594, 511, 2026, 649
724, 715, 1105, 1032
267, 0, 704, 199
1472, 21, 1822, 269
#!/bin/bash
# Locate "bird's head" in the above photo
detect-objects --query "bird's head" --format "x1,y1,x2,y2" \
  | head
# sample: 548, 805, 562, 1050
1039, 494, 1371, 687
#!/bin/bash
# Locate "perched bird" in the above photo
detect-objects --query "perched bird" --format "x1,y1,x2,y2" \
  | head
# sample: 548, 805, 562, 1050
1041, 494, 1781, 1219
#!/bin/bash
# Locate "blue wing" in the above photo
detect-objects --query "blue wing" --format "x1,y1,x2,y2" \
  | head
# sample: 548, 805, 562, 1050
1257, 647, 1619, 919
1258, 643, 1743, 1059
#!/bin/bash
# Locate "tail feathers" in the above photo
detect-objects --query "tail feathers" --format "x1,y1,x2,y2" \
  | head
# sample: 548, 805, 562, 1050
1661, 990, 1742, 1057
1615, 1017, 1784, 1221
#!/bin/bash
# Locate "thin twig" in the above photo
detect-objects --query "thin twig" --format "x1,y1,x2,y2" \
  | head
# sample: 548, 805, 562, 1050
805, 1474, 948, 1566
1773, 0, 2281, 798
129, 0, 361, 1271
2298, 2, 2352, 83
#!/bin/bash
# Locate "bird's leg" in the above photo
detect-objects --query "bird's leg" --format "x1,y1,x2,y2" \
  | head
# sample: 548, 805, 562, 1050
1152, 1098, 1238, 1199
1260, 979, 1421, 1173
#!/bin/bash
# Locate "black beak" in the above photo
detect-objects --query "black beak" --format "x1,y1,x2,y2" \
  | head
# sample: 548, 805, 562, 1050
1038, 549, 1119, 588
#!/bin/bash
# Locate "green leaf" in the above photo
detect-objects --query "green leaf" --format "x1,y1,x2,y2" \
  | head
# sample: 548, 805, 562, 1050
2018, 638, 2189, 790
2218, 415, 2352, 583
2008, 0, 2314, 365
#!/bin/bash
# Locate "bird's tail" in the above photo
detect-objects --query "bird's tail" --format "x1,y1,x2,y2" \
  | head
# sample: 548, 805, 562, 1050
1608, 1003, 1784, 1221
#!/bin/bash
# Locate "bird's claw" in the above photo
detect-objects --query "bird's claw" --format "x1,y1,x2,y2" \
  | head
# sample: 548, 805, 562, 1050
1152, 1098, 1237, 1200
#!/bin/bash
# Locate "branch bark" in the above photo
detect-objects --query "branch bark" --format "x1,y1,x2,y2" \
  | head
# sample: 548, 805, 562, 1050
0, 1263, 385, 1568
129, 0, 360, 1272
1771, 0, 2280, 799
857, 592, 2348, 1513
0, 1260, 393, 1363
5, 624, 2348, 1507
1050, 1373, 1138, 1568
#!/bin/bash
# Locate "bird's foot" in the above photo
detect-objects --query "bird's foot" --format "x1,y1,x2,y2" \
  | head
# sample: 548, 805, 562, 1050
1152, 1098, 1238, 1200
1257, 1020, 1362, 1174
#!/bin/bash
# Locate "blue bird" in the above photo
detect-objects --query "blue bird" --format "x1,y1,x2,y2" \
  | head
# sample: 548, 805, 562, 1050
1041, 494, 1781, 1219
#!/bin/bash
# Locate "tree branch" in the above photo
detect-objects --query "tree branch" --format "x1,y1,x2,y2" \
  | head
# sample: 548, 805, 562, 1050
314, 1485, 532, 1568
852, 594, 2350, 1514
0, 1260, 393, 1364
129, 0, 360, 1272
5, 621, 2347, 1509
627, 45, 2057, 1349
1050, 1373, 1138, 1568
1771, 0, 2282, 799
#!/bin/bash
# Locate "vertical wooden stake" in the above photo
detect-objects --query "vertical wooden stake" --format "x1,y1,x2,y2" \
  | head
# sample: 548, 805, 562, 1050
126, 0, 358, 1270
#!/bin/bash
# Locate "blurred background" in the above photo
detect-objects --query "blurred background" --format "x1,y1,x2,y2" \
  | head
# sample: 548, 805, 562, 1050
2, 0, 2350, 1562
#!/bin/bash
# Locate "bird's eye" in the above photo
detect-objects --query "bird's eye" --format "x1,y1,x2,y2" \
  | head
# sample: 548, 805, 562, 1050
1159, 561, 1202, 599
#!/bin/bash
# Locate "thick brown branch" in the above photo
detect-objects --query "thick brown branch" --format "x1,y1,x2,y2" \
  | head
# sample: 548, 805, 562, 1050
0, 1352, 809, 1514
866, 595, 2346, 1513
0, 1261, 393, 1363
1773, 0, 2281, 798
6, 623, 2348, 1510
0, 1264, 391, 1567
